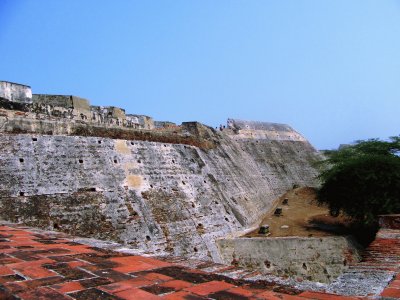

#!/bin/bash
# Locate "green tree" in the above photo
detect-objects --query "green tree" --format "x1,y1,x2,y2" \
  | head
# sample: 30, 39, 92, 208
318, 136, 400, 225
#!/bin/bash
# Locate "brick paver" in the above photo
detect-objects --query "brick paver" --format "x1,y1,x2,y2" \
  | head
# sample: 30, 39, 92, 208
0, 222, 399, 299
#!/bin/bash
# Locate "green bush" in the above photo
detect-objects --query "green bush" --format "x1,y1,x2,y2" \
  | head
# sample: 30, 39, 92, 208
318, 136, 400, 225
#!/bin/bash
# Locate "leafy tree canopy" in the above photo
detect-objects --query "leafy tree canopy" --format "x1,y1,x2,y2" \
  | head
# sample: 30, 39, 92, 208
318, 136, 400, 225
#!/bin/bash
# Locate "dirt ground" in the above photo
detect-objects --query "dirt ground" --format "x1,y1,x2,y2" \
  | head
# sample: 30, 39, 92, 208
245, 187, 351, 238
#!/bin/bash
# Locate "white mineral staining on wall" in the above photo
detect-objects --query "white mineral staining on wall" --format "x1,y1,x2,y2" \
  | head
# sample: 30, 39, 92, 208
0, 81, 32, 103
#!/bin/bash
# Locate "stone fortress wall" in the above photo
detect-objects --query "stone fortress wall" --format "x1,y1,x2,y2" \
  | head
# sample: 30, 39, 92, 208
1, 81, 162, 130
0, 80, 341, 282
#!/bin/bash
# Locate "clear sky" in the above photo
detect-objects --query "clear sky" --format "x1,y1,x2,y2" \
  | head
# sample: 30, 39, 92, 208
1, 1, 399, 149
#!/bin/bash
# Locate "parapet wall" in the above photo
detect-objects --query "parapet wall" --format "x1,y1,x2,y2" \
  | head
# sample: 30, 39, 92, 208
227, 118, 307, 141
0, 81, 158, 130
216, 236, 361, 283
32, 94, 90, 111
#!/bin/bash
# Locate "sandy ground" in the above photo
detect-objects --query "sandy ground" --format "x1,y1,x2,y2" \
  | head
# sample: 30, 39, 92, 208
246, 187, 350, 238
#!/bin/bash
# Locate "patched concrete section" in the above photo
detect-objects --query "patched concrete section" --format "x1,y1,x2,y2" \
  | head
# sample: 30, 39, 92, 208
115, 139, 131, 155
216, 236, 361, 283
125, 175, 143, 189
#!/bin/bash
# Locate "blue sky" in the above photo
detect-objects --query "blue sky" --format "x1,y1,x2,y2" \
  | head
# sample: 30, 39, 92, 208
1, 1, 399, 149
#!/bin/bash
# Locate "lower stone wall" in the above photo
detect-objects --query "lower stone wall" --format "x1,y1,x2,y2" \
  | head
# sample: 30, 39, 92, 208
216, 236, 361, 283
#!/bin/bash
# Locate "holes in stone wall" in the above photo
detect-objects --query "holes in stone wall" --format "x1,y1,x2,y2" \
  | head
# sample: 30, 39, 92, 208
19, 192, 25, 196
137, 160, 141, 163
172, 160, 175, 164
194, 247, 198, 252
32, 137, 37, 142
150, 184, 153, 188
78, 187, 97, 192
182, 181, 186, 185
264, 260, 271, 268
53, 223, 59, 229
191, 203, 195, 208
203, 180, 207, 184
146, 235, 151, 241
302, 263, 307, 270
225, 217, 229, 222
114, 159, 118, 164
19, 158, 24, 163
79, 159, 83, 164
131, 142, 134, 145
98, 140, 102, 144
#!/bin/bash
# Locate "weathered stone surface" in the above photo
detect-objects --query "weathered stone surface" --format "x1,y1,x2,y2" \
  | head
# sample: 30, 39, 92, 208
126, 114, 154, 129
0, 118, 320, 263
32, 94, 90, 112
216, 236, 361, 283
1, 81, 400, 296
0, 81, 328, 282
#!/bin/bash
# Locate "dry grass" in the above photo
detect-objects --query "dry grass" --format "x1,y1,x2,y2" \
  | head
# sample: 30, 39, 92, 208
246, 187, 351, 238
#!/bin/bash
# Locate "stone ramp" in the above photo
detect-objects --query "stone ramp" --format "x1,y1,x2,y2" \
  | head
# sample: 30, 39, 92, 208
0, 223, 361, 300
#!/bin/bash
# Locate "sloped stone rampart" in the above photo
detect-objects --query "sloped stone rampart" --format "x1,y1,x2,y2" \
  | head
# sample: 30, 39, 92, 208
0, 116, 320, 263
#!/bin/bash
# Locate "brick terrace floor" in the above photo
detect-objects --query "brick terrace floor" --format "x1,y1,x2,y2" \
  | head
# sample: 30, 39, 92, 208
0, 223, 399, 299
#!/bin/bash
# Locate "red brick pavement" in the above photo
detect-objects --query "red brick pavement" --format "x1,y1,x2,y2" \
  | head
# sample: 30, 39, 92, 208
0, 223, 399, 299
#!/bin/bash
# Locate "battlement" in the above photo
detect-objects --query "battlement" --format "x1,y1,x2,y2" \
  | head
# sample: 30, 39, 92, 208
0, 81, 162, 131
0, 81, 310, 142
